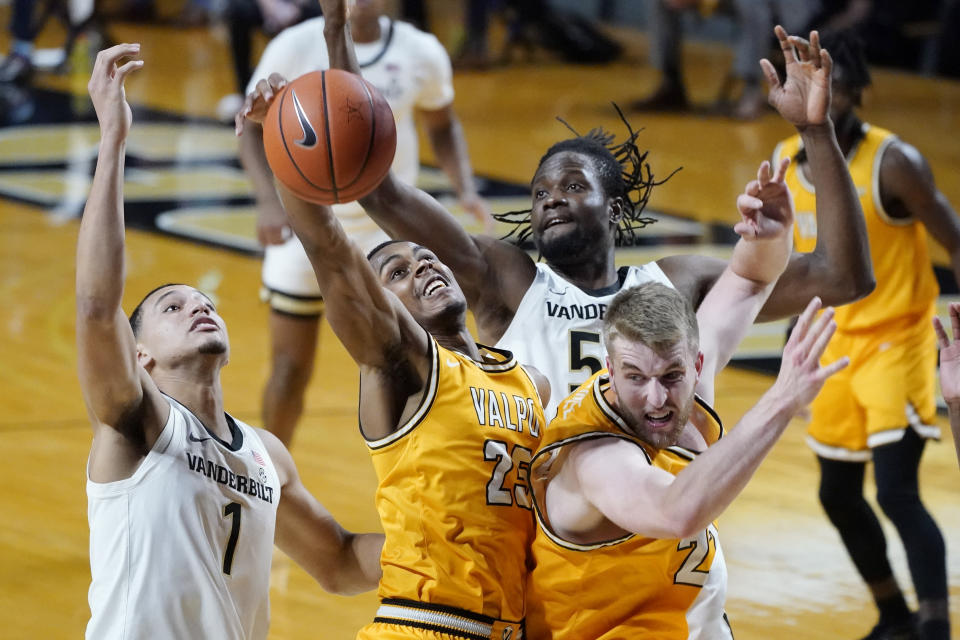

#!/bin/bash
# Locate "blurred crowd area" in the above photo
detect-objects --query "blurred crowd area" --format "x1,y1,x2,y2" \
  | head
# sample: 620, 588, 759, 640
0, 0, 958, 123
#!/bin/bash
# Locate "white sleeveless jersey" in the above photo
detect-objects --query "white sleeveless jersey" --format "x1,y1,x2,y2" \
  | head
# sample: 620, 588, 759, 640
495, 262, 674, 420
86, 396, 281, 640
249, 15, 453, 240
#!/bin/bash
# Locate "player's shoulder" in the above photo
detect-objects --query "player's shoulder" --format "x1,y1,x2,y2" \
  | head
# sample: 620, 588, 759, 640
268, 16, 326, 47
390, 19, 450, 58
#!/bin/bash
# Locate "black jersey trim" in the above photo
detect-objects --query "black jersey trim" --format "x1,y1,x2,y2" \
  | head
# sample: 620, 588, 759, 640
165, 393, 244, 452
358, 19, 395, 69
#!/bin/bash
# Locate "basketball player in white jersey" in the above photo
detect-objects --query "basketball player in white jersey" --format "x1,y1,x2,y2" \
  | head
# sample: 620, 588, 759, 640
319, 12, 876, 418
238, 0, 492, 446
78, 44, 383, 640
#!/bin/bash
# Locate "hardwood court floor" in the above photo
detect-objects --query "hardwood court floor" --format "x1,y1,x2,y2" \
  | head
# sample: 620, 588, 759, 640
2, 11, 960, 639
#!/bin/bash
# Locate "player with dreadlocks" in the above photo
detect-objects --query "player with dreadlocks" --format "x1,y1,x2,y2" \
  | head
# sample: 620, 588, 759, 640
316, 19, 874, 420
773, 29, 958, 640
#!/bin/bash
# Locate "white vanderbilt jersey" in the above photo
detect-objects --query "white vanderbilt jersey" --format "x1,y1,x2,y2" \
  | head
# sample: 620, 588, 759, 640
495, 262, 674, 420
86, 396, 281, 640
249, 15, 453, 248
687, 535, 734, 640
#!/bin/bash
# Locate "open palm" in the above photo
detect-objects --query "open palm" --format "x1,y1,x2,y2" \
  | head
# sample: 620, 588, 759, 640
760, 26, 832, 129
934, 303, 960, 404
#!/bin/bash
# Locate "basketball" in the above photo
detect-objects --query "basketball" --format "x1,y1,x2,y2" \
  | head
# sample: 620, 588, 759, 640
262, 69, 397, 205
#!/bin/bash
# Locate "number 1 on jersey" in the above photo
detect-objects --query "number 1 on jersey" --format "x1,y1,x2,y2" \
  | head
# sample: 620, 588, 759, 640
222, 502, 241, 575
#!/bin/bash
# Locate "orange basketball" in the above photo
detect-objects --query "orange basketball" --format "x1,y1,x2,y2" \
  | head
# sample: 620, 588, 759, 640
262, 69, 397, 205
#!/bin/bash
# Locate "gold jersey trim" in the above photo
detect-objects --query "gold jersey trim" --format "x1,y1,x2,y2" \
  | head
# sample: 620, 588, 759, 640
531, 375, 723, 552
363, 335, 439, 450
362, 339, 521, 450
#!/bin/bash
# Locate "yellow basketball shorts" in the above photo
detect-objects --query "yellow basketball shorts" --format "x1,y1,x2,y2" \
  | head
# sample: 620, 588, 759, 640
806, 317, 939, 461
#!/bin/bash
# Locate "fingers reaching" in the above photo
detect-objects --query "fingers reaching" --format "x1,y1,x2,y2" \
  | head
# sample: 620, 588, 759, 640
934, 316, 949, 349
788, 296, 822, 349
756, 160, 771, 188
771, 157, 790, 184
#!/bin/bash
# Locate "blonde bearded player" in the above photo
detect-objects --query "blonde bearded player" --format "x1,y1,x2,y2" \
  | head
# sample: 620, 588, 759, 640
238, 81, 546, 640
525, 160, 848, 639
239, 0, 492, 447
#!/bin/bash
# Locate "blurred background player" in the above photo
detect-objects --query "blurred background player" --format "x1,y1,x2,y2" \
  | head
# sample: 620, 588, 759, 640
774, 28, 959, 640
79, 44, 382, 640
631, 0, 818, 119
238, 0, 493, 447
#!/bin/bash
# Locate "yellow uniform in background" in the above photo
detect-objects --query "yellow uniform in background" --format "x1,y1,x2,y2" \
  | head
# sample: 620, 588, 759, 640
775, 123, 940, 460
357, 338, 544, 640
525, 371, 732, 640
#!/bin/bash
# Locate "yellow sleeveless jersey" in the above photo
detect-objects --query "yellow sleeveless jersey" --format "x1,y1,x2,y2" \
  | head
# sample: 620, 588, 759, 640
364, 337, 545, 623
775, 123, 938, 332
526, 371, 728, 640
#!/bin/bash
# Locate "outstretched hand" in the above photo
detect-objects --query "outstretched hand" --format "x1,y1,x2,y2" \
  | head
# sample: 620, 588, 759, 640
934, 303, 960, 405
760, 26, 832, 129
235, 73, 289, 136
88, 43, 144, 143
771, 297, 847, 414
735, 158, 794, 240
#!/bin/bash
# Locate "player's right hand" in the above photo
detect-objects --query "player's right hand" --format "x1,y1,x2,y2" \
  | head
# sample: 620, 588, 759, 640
771, 297, 848, 414
235, 73, 288, 136
257, 204, 292, 246
88, 43, 144, 143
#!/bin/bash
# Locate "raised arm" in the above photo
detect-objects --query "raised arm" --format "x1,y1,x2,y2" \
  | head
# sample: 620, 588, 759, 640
757, 27, 873, 318
76, 45, 168, 460
695, 158, 793, 404
562, 298, 845, 540
316, 0, 535, 332
658, 27, 874, 320
264, 430, 383, 594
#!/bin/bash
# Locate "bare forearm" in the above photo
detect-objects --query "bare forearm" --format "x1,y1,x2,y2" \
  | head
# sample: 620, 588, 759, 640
76, 137, 127, 309
797, 120, 872, 297
427, 115, 479, 201
323, 16, 361, 75
665, 390, 795, 536
343, 532, 384, 594
728, 233, 791, 286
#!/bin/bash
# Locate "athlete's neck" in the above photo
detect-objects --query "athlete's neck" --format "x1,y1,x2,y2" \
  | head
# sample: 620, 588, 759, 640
434, 328, 481, 361
833, 111, 863, 157
153, 371, 230, 438
350, 15, 382, 43
550, 248, 619, 293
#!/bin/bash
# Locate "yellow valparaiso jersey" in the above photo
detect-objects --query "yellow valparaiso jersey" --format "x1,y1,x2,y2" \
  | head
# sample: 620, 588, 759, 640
775, 123, 938, 332
526, 371, 728, 640
364, 337, 545, 622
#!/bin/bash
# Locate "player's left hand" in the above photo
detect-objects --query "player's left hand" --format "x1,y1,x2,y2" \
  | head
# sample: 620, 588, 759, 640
760, 26, 832, 129
235, 73, 288, 136
934, 303, 960, 406
734, 158, 794, 240
460, 193, 496, 235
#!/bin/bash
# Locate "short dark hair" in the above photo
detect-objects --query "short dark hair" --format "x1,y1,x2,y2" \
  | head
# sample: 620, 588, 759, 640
820, 29, 871, 94
493, 104, 680, 246
366, 239, 407, 262
129, 283, 187, 338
